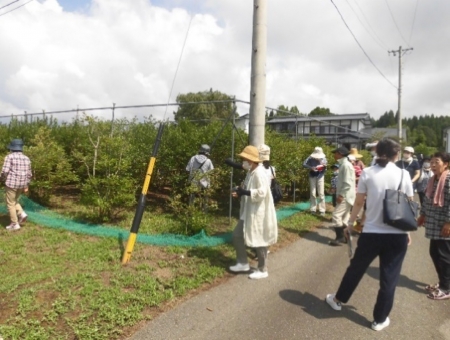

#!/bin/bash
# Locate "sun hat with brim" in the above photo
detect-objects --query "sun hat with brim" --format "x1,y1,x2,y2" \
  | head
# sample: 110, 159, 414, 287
404, 146, 414, 154
366, 142, 378, 149
258, 143, 270, 161
310, 146, 325, 159
238, 145, 262, 163
332, 146, 350, 156
8, 139, 24, 151
349, 148, 363, 159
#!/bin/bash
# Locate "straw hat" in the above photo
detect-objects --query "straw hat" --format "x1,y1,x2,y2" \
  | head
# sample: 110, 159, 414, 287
258, 144, 270, 161
349, 148, 363, 159
238, 145, 262, 163
310, 146, 325, 159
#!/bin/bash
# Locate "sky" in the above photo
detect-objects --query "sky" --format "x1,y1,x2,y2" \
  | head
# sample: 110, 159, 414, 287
0, 0, 449, 122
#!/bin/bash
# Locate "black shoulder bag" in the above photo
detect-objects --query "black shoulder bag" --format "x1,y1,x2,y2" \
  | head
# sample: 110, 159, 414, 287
383, 169, 419, 231
270, 167, 283, 204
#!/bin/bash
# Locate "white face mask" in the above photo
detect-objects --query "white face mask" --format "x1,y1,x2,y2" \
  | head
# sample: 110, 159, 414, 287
242, 161, 252, 171
423, 162, 430, 169
403, 155, 412, 161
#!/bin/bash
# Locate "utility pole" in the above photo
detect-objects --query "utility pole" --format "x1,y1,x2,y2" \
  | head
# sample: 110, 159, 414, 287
389, 46, 413, 142
248, 0, 267, 146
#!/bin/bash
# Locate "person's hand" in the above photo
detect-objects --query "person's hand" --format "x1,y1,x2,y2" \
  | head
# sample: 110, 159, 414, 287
344, 223, 354, 239
24, 187, 29, 193
440, 223, 450, 238
417, 215, 425, 227
236, 187, 250, 197
311, 167, 317, 172
337, 195, 344, 204
407, 233, 412, 246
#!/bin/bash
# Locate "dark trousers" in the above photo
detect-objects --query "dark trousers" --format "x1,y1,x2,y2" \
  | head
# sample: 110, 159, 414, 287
335, 233, 408, 323
429, 239, 450, 291
418, 192, 425, 206
332, 193, 337, 207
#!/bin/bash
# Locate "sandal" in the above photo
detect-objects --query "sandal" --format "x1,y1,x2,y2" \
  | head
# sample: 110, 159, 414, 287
427, 288, 450, 300
425, 283, 439, 292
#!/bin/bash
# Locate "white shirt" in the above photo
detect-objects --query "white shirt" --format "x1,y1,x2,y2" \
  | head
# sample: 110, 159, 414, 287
358, 162, 414, 234
263, 166, 275, 185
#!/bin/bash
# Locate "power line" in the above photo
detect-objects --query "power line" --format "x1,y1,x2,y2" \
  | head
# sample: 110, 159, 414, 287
163, 14, 193, 120
329, 0, 397, 90
0, 0, 34, 17
384, 0, 410, 47
345, 0, 388, 51
408, 0, 420, 45
0, 0, 20, 10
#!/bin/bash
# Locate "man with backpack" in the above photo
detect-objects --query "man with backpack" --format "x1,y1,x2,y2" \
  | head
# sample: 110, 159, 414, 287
186, 144, 214, 206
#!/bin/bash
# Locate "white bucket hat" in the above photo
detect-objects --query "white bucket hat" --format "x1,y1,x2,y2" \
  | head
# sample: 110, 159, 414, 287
404, 146, 414, 154
310, 147, 325, 159
258, 144, 270, 161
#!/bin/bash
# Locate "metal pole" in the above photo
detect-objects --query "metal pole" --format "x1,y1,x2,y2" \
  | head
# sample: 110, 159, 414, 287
248, 0, 267, 147
229, 111, 236, 224
397, 46, 402, 141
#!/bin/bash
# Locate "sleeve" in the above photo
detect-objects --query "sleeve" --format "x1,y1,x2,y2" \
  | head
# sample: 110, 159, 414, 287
336, 164, 353, 197
446, 178, 450, 223
401, 169, 414, 197
303, 157, 312, 169
357, 169, 368, 194
1, 155, 10, 178
206, 159, 214, 171
249, 171, 269, 202
186, 158, 193, 172
322, 157, 328, 166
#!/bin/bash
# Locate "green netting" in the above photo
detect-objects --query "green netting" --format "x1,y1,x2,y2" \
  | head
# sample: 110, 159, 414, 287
0, 194, 331, 247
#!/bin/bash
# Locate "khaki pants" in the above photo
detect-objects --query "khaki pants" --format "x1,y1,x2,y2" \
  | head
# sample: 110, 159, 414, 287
5, 187, 25, 224
309, 176, 325, 213
332, 199, 352, 227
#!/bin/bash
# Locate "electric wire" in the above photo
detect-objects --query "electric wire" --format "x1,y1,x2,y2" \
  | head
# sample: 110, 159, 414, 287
350, 0, 389, 50
0, 0, 20, 10
408, 0, 420, 45
344, 0, 388, 51
162, 14, 193, 121
0, 0, 33, 17
384, 0, 410, 47
330, 0, 397, 90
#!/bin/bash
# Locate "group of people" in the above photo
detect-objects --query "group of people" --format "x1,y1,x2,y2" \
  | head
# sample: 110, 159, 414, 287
321, 139, 450, 332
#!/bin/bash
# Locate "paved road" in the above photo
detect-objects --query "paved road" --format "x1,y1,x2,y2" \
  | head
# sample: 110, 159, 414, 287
130, 226, 450, 340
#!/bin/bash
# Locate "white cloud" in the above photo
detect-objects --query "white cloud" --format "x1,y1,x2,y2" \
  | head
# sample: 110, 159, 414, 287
0, 0, 449, 122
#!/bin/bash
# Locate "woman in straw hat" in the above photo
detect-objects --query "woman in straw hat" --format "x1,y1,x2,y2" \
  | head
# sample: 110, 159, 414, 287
349, 148, 365, 170
229, 145, 278, 279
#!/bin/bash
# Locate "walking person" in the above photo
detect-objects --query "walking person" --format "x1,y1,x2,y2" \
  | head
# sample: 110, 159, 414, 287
303, 147, 327, 215
229, 145, 277, 280
1, 139, 32, 231
416, 157, 433, 206
329, 146, 355, 246
417, 152, 450, 300
329, 164, 339, 208
326, 138, 413, 331
186, 144, 214, 206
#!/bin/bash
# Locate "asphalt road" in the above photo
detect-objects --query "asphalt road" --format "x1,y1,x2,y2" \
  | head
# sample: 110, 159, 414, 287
130, 226, 450, 340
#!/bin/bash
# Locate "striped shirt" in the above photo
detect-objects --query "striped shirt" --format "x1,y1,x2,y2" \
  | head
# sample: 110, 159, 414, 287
422, 173, 450, 240
1, 152, 32, 189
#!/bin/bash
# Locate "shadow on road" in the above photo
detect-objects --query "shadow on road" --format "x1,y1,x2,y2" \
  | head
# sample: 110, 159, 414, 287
279, 289, 370, 327
365, 266, 428, 294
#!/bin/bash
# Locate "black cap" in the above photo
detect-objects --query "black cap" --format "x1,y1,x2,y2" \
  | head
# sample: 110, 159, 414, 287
332, 146, 350, 156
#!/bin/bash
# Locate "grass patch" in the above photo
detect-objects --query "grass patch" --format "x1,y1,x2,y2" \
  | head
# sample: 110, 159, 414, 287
0, 194, 330, 339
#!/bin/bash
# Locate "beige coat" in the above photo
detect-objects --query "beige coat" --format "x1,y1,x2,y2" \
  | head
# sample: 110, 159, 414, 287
240, 164, 278, 247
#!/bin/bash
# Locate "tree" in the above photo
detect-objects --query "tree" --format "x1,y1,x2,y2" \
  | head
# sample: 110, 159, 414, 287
308, 107, 332, 116
174, 89, 236, 122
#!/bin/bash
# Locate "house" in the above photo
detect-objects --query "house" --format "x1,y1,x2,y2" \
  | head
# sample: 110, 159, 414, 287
266, 113, 405, 149
235, 113, 249, 134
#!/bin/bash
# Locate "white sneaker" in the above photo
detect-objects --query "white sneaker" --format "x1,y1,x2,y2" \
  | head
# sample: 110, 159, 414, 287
371, 317, 390, 331
325, 294, 342, 311
229, 263, 250, 272
6, 223, 20, 231
248, 270, 268, 279
18, 212, 28, 224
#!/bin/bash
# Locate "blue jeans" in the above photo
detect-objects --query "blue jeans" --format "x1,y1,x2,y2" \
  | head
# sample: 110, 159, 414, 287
335, 233, 408, 323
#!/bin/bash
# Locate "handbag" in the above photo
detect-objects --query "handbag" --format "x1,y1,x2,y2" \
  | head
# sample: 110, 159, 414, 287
383, 170, 419, 231
270, 167, 283, 204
